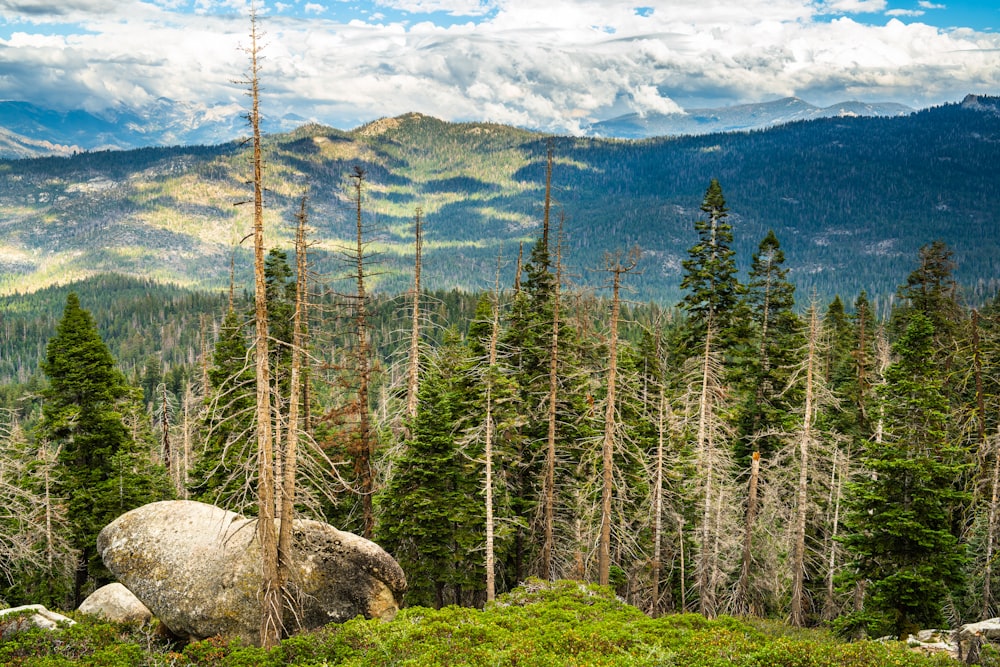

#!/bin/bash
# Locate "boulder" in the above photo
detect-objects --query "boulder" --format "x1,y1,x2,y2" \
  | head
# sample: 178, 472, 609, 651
97, 500, 406, 645
0, 604, 75, 639
78, 582, 152, 624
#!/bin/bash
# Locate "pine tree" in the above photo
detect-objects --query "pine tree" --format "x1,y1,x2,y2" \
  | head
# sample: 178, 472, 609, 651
191, 309, 257, 509
736, 230, 800, 461
376, 331, 484, 608
679, 179, 742, 347
38, 293, 172, 605
842, 311, 968, 637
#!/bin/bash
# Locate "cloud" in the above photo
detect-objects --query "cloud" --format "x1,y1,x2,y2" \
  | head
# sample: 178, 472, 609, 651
819, 0, 886, 14
918, 1, 946, 9
0, 0, 119, 16
304, 3, 324, 14
374, 0, 496, 16
0, 0, 997, 136
887, 9, 925, 17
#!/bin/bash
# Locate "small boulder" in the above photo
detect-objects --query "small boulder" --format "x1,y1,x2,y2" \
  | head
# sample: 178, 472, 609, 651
97, 500, 405, 645
79, 582, 152, 624
0, 605, 75, 639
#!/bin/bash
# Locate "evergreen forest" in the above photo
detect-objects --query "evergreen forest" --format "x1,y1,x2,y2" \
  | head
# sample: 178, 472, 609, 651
1, 159, 999, 652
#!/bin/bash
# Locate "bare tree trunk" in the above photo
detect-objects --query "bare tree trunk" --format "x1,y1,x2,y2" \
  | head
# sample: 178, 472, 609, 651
182, 386, 191, 498
697, 317, 717, 617
651, 367, 667, 616
484, 253, 502, 603
541, 201, 563, 580
678, 515, 686, 612
244, 4, 280, 647
823, 445, 846, 619
161, 382, 172, 486
405, 208, 423, 425
350, 167, 375, 539
735, 451, 760, 615
984, 422, 1000, 620
277, 198, 307, 625
790, 303, 820, 626
599, 247, 639, 586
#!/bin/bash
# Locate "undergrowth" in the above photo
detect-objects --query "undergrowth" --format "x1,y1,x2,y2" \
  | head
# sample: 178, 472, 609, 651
0, 580, 959, 666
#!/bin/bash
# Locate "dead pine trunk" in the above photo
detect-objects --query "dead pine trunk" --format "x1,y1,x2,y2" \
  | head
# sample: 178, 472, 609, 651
790, 302, 821, 627
484, 252, 502, 603
599, 247, 640, 586
405, 208, 423, 426
160, 382, 172, 487
350, 166, 375, 539
696, 317, 717, 617
984, 421, 1000, 620
650, 352, 668, 616
277, 197, 308, 620
244, 3, 280, 648
822, 444, 846, 619
541, 202, 563, 579
734, 451, 760, 616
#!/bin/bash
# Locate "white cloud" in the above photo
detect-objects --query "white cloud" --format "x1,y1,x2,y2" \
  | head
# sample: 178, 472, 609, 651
304, 3, 324, 13
918, 1, 946, 9
819, 0, 886, 14
374, 0, 496, 16
887, 9, 924, 17
0, 0, 997, 135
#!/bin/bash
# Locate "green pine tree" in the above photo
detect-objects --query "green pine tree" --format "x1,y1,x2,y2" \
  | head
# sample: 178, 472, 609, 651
37, 293, 173, 605
376, 330, 484, 608
191, 308, 257, 510
679, 179, 743, 348
735, 230, 801, 461
841, 311, 968, 638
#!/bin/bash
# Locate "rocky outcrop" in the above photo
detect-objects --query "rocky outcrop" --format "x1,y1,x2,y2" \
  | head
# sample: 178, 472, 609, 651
0, 605, 75, 639
78, 582, 152, 624
97, 500, 406, 645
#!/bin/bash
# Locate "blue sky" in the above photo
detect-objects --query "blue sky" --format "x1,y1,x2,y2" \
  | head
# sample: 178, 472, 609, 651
0, 0, 997, 134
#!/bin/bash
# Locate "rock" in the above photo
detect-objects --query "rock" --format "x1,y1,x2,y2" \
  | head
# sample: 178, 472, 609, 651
78, 582, 152, 624
97, 500, 406, 645
0, 604, 75, 639
906, 629, 959, 660
958, 617, 1000, 642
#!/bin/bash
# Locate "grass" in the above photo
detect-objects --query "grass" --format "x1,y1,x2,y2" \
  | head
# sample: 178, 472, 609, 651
0, 580, 960, 666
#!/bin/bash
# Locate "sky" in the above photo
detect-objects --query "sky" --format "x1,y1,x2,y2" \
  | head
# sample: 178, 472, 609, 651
0, 0, 997, 134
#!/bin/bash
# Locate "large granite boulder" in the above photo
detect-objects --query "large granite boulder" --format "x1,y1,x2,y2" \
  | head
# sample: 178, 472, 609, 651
97, 500, 405, 645
78, 582, 152, 623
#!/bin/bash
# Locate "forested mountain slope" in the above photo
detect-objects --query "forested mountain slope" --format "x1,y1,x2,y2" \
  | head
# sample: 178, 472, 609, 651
0, 95, 997, 303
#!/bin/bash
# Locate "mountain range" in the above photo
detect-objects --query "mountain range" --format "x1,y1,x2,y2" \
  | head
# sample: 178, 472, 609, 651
0, 96, 914, 160
0, 94, 997, 306
590, 97, 914, 139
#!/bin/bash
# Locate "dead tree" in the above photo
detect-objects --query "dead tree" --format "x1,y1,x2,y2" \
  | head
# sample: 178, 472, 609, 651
599, 246, 640, 586
405, 208, 423, 425
349, 166, 376, 538
541, 164, 562, 580
484, 253, 503, 602
789, 302, 822, 626
239, 2, 280, 646
277, 197, 308, 619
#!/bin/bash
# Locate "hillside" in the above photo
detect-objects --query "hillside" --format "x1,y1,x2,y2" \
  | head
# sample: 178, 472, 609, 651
1, 95, 998, 303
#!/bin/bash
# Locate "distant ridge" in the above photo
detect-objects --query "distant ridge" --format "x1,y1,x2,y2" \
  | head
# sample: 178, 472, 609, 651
589, 97, 914, 138
0, 95, 997, 305
0, 96, 916, 159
